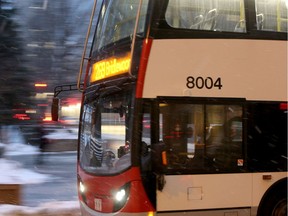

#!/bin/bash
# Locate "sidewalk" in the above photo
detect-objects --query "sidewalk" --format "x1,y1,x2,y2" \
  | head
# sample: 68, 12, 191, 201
0, 126, 81, 215
0, 201, 81, 216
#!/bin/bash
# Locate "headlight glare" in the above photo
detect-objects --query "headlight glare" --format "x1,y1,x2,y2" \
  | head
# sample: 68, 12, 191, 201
79, 181, 85, 193
113, 183, 130, 212
115, 189, 126, 202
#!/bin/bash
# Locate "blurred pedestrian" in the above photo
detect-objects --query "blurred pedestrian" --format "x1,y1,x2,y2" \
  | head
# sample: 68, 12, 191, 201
35, 126, 48, 164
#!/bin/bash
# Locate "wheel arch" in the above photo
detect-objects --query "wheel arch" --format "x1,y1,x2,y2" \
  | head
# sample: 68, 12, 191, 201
257, 177, 287, 216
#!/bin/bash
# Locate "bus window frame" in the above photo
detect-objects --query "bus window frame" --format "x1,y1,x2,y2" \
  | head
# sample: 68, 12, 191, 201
154, 96, 247, 174
148, 0, 287, 40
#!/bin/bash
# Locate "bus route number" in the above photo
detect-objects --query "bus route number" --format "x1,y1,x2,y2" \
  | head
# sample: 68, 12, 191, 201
186, 76, 223, 90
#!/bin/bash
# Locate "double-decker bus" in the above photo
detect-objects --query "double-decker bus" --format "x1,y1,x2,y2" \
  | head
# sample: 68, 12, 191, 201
53, 0, 287, 215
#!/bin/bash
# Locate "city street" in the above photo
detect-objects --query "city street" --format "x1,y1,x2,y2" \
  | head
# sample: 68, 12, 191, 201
1, 0, 287, 215
7, 152, 78, 207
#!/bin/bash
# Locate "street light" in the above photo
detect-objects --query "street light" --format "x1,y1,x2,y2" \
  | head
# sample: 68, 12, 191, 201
34, 83, 47, 87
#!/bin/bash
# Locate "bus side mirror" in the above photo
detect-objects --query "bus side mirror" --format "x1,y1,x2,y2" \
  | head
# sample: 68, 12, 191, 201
152, 142, 167, 174
51, 97, 60, 121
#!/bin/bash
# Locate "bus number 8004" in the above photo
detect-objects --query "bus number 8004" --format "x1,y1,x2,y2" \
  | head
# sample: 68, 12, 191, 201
186, 76, 223, 90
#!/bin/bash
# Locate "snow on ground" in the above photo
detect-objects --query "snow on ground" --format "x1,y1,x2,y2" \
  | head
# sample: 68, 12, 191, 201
0, 126, 81, 215
0, 158, 50, 184
0, 201, 81, 216
45, 128, 78, 140
3, 142, 38, 156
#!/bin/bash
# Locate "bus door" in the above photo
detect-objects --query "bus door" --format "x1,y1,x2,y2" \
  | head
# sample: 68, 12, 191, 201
147, 98, 253, 214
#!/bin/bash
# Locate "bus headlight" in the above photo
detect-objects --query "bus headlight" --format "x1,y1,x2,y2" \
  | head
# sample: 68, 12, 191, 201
115, 189, 126, 202
79, 181, 86, 193
113, 183, 130, 212
78, 180, 87, 203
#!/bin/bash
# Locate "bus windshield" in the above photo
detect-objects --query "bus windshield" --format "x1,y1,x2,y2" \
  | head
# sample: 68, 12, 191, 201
93, 0, 149, 52
79, 90, 133, 175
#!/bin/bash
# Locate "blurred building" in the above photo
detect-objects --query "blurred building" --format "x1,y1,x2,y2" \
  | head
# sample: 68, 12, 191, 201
0, 0, 97, 124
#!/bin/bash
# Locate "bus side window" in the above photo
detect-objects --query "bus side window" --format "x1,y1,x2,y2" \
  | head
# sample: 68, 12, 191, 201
160, 104, 205, 166
165, 0, 247, 33
255, 0, 288, 32
206, 105, 243, 171
247, 103, 287, 171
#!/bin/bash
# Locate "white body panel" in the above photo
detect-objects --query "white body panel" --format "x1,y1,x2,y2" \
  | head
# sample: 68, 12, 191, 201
157, 172, 287, 212
146, 39, 287, 213
143, 39, 287, 101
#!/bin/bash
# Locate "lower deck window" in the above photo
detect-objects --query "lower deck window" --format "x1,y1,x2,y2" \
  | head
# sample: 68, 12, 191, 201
159, 102, 244, 173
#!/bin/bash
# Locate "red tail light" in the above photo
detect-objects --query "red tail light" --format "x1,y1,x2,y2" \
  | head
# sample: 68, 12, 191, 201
280, 103, 288, 110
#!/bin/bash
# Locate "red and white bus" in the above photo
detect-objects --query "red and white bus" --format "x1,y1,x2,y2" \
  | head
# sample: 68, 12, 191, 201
56, 0, 288, 215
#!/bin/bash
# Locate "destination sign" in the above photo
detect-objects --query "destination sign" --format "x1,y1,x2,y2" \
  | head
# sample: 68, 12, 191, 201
90, 53, 131, 82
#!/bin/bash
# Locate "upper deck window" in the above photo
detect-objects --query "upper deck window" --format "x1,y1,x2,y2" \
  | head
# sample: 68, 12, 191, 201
255, 0, 288, 32
93, 0, 148, 52
165, 0, 246, 33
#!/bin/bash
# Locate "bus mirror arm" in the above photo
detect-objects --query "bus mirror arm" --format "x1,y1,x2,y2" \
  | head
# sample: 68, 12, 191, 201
51, 83, 82, 122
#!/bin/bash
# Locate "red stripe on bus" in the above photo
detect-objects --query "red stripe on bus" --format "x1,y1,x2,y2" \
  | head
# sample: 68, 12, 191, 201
136, 39, 153, 98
